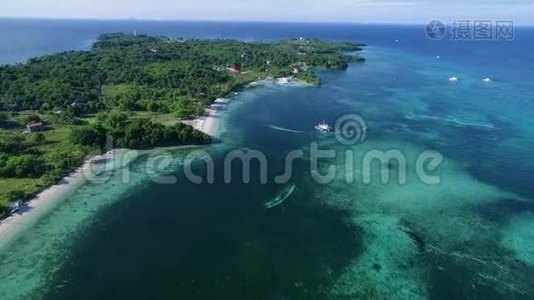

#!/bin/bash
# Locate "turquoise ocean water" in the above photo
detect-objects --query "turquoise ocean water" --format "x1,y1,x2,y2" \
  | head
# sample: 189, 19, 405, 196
0, 19, 533, 299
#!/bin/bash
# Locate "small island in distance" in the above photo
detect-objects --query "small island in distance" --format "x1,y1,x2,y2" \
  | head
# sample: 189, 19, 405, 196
0, 33, 365, 216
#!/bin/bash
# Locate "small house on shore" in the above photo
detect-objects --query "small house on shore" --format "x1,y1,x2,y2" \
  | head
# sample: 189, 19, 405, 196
26, 122, 45, 133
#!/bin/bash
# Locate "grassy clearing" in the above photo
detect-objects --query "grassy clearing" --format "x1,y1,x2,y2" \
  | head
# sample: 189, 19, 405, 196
0, 178, 43, 209
0, 110, 182, 212
0, 120, 89, 212
132, 111, 179, 126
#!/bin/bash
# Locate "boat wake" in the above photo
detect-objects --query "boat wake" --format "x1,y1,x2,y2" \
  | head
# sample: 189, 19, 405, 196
268, 125, 304, 134
405, 113, 494, 129
264, 184, 296, 209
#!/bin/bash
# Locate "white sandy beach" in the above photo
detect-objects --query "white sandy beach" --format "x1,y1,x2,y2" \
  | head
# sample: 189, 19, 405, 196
0, 99, 231, 247
0, 77, 308, 249
184, 77, 310, 136
0, 151, 119, 248
248, 76, 310, 88
185, 77, 310, 134
183, 97, 231, 136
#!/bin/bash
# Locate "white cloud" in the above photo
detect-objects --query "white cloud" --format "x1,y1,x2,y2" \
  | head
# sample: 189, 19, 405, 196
1, 0, 532, 24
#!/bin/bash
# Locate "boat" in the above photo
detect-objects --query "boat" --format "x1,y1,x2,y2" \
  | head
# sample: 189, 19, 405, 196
448, 76, 459, 83
315, 121, 332, 132
278, 77, 292, 85
264, 184, 296, 209
482, 77, 493, 83
10, 201, 24, 214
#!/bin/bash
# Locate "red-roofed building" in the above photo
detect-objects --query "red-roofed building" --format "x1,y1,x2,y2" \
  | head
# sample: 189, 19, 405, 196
229, 64, 241, 73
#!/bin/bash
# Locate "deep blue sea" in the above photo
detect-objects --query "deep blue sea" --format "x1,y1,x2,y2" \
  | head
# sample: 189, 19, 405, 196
0, 19, 533, 299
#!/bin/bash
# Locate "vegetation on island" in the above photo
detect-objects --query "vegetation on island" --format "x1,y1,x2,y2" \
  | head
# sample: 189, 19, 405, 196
0, 33, 364, 215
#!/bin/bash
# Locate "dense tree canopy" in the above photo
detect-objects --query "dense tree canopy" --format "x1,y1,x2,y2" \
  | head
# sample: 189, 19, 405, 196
0, 33, 364, 114
0, 33, 364, 215
70, 111, 211, 149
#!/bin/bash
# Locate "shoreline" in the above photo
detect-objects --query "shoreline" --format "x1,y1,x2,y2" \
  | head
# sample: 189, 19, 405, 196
0, 76, 311, 249
0, 93, 232, 248
184, 76, 309, 136
183, 97, 230, 136
0, 150, 121, 249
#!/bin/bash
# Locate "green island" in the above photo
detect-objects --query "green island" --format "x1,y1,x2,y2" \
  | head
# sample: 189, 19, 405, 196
0, 33, 364, 216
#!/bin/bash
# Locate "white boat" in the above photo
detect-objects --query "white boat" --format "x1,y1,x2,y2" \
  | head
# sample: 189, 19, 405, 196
315, 121, 332, 132
448, 76, 459, 83
482, 77, 493, 83
278, 77, 292, 85
264, 184, 296, 209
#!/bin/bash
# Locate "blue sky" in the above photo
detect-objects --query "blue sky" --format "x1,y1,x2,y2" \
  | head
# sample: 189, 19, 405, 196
1, 0, 533, 24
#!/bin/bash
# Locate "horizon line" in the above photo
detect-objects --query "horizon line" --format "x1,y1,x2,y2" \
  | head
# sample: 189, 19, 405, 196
0, 16, 425, 25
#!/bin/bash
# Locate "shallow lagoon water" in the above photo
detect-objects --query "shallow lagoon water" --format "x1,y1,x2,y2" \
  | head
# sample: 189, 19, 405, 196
0, 21, 533, 299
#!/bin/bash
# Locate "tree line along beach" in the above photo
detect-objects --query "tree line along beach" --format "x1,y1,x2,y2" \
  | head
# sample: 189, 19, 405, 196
0, 33, 365, 240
